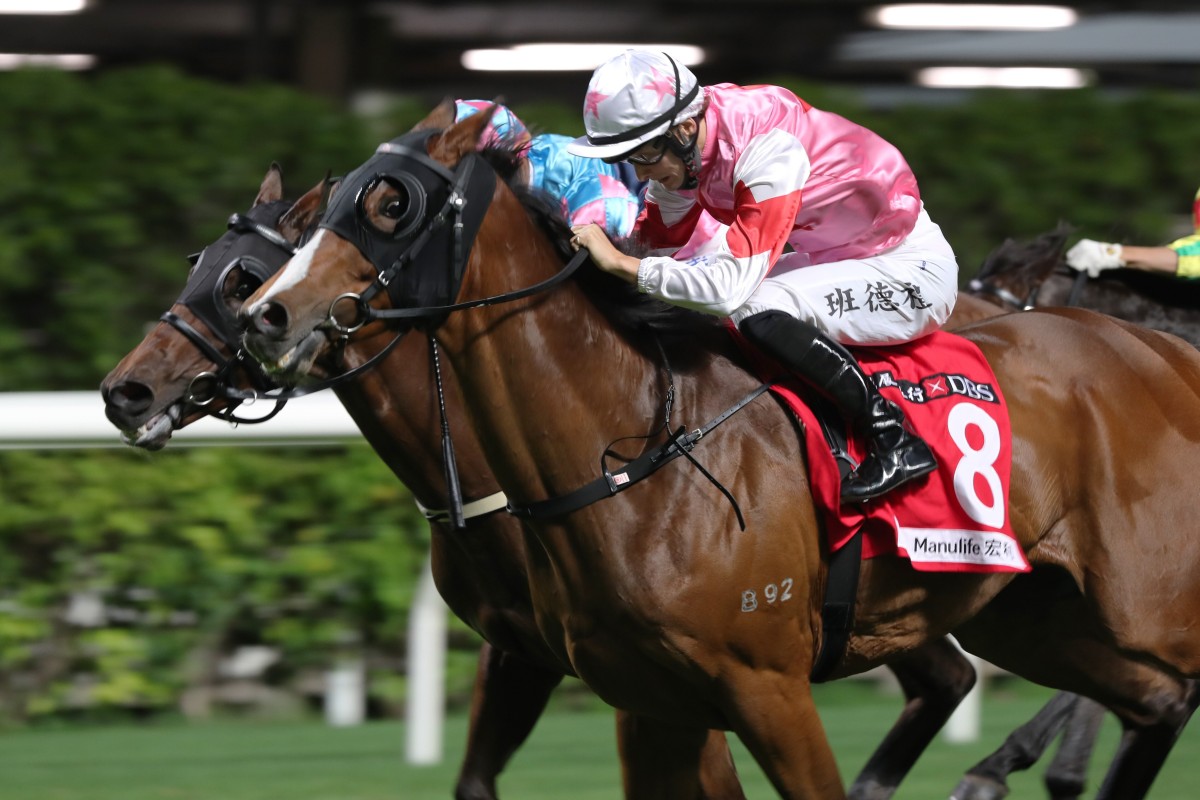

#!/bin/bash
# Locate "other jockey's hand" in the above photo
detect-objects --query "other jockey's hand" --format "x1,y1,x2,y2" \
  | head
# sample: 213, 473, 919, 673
571, 223, 640, 284
1065, 239, 1125, 278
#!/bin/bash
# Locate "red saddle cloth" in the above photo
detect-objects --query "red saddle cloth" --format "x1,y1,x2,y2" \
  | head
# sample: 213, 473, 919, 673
733, 328, 1029, 574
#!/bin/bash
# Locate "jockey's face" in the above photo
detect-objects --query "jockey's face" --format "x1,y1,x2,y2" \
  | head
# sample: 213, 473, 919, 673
629, 119, 700, 190
633, 148, 688, 190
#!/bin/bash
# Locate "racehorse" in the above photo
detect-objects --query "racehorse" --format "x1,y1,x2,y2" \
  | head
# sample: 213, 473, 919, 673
100, 165, 985, 800
99, 168, 746, 800
239, 104, 1200, 799
969, 230, 1200, 348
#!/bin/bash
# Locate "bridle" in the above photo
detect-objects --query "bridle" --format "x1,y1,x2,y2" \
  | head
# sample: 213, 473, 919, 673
167, 201, 409, 424
966, 275, 1038, 311
164, 210, 299, 424
316, 130, 590, 335
967, 268, 1088, 312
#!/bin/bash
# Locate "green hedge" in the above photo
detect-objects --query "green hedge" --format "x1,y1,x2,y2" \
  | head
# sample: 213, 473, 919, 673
0, 444, 438, 721
0, 66, 373, 390
3, 66, 1199, 724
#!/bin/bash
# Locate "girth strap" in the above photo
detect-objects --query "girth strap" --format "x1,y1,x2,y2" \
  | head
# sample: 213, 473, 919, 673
809, 527, 863, 683
806, 395, 862, 683
507, 385, 768, 520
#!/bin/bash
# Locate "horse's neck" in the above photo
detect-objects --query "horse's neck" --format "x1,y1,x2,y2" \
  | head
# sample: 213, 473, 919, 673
332, 331, 500, 508
441, 246, 760, 506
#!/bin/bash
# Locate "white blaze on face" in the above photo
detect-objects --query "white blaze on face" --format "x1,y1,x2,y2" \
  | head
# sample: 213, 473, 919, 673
248, 229, 328, 312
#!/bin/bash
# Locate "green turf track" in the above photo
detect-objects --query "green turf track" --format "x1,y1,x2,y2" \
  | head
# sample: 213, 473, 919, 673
3, 679, 1197, 799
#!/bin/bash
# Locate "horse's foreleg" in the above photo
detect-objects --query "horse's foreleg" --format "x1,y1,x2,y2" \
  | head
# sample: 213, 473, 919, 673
454, 643, 563, 800
1093, 678, 1200, 800
725, 672, 846, 799
616, 713, 746, 800
848, 636, 976, 800
948, 691, 1080, 800
1042, 696, 1106, 800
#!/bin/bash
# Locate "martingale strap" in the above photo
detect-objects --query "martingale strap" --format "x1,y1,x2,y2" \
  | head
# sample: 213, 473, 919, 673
507, 384, 769, 520
415, 491, 509, 525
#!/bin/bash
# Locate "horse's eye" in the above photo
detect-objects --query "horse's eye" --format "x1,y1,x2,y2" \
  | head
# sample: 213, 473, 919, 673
384, 195, 408, 217
360, 174, 424, 238
380, 190, 409, 220
221, 265, 262, 313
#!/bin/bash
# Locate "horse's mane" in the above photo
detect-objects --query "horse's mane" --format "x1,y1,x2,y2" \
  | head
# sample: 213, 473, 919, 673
975, 220, 1074, 282
476, 145, 723, 339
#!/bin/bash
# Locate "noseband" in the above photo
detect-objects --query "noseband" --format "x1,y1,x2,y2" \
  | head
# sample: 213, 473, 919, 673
166, 211, 298, 423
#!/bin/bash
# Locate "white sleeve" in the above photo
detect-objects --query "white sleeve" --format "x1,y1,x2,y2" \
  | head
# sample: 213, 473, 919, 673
636, 129, 809, 317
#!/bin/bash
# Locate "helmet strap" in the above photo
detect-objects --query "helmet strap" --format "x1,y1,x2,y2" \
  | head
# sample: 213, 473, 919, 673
666, 128, 702, 190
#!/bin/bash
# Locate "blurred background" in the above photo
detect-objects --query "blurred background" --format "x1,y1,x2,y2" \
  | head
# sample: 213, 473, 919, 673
2, 2, 1200, 798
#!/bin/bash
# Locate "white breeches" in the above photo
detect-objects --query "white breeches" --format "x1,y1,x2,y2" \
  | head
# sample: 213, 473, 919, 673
730, 207, 959, 346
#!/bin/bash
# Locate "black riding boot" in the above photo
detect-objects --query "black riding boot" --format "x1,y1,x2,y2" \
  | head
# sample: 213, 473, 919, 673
739, 310, 937, 503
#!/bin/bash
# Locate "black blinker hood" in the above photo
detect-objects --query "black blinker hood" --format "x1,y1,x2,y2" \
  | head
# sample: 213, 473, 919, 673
176, 205, 294, 343
318, 128, 497, 329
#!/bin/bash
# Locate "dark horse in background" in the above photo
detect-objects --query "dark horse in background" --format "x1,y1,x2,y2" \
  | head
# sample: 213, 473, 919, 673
101, 165, 990, 800
239, 105, 1200, 799
967, 222, 1200, 347
942, 222, 1200, 799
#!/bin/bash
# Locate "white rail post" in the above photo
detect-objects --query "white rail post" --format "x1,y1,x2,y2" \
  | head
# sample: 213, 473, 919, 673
405, 551, 448, 764
944, 635, 983, 743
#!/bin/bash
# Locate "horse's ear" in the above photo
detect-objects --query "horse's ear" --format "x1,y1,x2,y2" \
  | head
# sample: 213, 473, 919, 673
429, 102, 494, 164
277, 177, 324, 245
255, 162, 285, 207
411, 98, 457, 132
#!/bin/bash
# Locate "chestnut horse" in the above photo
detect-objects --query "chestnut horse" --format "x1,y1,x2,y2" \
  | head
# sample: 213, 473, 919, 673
99, 169, 746, 800
240, 105, 1200, 799
101, 166, 985, 800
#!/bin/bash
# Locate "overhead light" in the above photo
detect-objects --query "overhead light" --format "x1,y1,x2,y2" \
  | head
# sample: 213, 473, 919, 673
0, 53, 96, 70
0, 0, 89, 12
462, 44, 705, 72
868, 4, 1077, 30
916, 66, 1090, 88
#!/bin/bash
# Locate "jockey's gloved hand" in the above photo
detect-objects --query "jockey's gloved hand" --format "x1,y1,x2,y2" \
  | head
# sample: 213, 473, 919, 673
1065, 239, 1125, 278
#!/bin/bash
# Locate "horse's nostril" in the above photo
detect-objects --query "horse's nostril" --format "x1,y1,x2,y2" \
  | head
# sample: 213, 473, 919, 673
255, 302, 289, 333
107, 381, 153, 414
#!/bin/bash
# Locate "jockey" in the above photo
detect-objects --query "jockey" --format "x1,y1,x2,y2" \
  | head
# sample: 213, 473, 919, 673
1066, 185, 1200, 279
565, 49, 959, 503
454, 100, 642, 236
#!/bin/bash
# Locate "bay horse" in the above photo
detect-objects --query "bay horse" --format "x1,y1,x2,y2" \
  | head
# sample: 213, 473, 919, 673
101, 167, 728, 800
240, 105, 1200, 799
100, 164, 985, 800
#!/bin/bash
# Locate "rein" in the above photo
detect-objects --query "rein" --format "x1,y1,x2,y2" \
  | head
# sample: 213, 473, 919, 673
343, 248, 590, 326
507, 383, 768, 526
